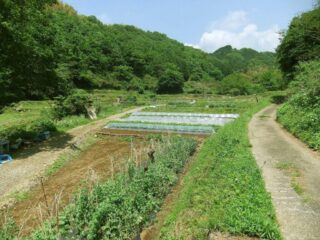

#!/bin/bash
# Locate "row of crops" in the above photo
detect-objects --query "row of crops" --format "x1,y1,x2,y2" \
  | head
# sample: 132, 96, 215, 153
106, 122, 214, 134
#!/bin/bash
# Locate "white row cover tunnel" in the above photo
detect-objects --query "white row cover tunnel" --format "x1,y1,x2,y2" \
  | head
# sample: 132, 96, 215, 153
105, 111, 239, 135
120, 112, 239, 126
132, 112, 239, 118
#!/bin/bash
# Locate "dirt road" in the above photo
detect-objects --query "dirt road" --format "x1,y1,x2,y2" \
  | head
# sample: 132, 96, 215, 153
0, 107, 145, 206
249, 105, 320, 240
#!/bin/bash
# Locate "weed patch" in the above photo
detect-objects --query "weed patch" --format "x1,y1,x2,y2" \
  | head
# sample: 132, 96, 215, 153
276, 162, 304, 196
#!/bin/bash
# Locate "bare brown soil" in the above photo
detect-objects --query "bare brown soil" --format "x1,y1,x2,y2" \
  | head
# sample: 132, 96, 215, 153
0, 107, 145, 208
207, 232, 259, 240
4, 136, 149, 236
100, 128, 208, 140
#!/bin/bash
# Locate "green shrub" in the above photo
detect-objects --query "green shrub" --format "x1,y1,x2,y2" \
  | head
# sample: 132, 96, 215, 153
277, 61, 320, 150
218, 73, 263, 96
123, 94, 138, 105
157, 64, 184, 94
0, 119, 56, 142
278, 101, 320, 150
52, 90, 98, 120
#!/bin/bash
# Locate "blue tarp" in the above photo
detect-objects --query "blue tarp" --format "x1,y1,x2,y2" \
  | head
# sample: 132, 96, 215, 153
0, 154, 13, 164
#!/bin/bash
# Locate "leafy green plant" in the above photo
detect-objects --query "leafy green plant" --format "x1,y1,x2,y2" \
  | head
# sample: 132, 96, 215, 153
27, 137, 197, 240
52, 90, 98, 120
218, 73, 263, 96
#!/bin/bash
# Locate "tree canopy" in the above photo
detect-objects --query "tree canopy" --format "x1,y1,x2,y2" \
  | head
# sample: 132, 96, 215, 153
0, 1, 278, 105
277, 6, 320, 81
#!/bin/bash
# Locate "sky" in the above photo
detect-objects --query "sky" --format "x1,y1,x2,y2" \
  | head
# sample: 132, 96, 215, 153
62, 0, 314, 52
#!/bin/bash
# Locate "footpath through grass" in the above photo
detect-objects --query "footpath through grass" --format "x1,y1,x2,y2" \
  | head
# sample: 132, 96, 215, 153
159, 99, 282, 239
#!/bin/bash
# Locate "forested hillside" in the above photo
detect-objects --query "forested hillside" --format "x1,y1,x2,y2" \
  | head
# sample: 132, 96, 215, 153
0, 0, 279, 105
277, 5, 320, 149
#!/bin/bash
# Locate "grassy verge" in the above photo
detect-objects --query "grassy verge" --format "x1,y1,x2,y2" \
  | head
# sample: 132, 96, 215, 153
159, 99, 282, 239
277, 103, 320, 150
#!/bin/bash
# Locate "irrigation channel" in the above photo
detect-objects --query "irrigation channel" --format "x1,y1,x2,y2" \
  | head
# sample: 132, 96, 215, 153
1, 111, 239, 238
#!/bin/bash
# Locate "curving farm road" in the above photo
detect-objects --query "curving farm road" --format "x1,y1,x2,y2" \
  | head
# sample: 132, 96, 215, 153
249, 105, 320, 240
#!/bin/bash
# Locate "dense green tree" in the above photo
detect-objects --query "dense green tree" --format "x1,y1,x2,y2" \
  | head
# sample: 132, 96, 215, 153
157, 64, 184, 94
0, 1, 278, 105
277, 7, 320, 81
218, 73, 262, 96
0, 0, 61, 103
211, 45, 276, 76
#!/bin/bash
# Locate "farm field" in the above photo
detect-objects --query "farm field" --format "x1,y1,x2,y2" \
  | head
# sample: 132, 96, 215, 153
6, 136, 152, 236
0, 92, 283, 240
1, 1, 319, 239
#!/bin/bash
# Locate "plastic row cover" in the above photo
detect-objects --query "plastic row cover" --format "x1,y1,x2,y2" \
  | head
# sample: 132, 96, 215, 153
132, 112, 239, 119
121, 116, 233, 126
106, 122, 214, 134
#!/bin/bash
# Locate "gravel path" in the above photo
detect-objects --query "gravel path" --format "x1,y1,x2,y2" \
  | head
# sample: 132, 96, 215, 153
0, 107, 145, 207
249, 105, 320, 240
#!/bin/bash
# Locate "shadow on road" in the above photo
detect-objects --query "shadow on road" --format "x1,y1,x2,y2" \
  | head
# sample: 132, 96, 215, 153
12, 132, 74, 160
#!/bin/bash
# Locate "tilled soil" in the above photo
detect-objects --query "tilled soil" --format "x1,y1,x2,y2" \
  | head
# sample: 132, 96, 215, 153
0, 107, 145, 207
100, 128, 208, 140
249, 105, 320, 240
4, 136, 149, 236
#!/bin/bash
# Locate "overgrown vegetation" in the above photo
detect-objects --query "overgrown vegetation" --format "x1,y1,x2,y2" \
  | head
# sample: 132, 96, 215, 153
159, 99, 282, 239
277, 6, 320, 81
277, 60, 320, 150
275, 3, 320, 150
